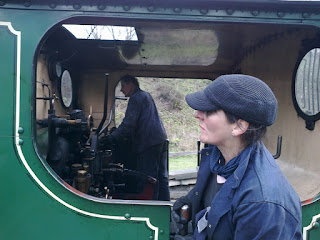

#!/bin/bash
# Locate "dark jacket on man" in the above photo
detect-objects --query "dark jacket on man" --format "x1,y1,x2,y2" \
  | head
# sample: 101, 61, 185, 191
112, 87, 167, 153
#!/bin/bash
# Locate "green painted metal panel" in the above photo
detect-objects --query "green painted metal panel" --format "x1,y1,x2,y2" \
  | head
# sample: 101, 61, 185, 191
0, 24, 15, 137
0, 14, 170, 240
1, 2, 320, 240
302, 198, 320, 240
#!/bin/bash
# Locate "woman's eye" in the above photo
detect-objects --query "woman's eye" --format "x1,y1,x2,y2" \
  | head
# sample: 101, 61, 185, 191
206, 110, 217, 116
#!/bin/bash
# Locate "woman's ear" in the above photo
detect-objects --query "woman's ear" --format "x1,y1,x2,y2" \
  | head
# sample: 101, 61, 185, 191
232, 119, 249, 136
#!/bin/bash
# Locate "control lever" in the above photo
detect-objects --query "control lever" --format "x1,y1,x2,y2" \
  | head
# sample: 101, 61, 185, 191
180, 205, 190, 236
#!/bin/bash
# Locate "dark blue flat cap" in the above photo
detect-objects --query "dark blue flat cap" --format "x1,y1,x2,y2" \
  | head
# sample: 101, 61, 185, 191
185, 74, 277, 126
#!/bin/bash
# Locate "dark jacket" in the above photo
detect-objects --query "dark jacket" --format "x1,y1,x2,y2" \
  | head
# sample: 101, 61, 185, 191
187, 142, 302, 240
112, 87, 167, 153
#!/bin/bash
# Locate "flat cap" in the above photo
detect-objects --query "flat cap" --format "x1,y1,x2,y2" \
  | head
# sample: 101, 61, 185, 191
185, 74, 277, 126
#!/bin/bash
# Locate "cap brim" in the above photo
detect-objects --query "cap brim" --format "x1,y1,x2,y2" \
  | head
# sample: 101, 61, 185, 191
185, 91, 219, 111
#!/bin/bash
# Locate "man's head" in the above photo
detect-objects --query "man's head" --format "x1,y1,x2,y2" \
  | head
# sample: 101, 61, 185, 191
120, 75, 140, 97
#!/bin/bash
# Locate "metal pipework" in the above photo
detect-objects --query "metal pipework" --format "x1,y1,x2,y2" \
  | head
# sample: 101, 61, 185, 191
197, 140, 201, 166
96, 73, 109, 135
99, 96, 128, 135
273, 136, 282, 159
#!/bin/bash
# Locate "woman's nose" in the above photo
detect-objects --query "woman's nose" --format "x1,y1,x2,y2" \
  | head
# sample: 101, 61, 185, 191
194, 110, 204, 119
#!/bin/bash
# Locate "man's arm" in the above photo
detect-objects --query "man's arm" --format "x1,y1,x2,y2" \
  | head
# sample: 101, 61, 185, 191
111, 97, 140, 140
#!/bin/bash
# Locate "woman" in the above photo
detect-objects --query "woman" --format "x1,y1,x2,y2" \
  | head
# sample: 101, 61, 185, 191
172, 74, 302, 240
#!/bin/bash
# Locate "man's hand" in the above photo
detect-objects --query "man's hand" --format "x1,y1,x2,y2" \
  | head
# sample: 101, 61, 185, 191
172, 196, 191, 224
171, 196, 192, 237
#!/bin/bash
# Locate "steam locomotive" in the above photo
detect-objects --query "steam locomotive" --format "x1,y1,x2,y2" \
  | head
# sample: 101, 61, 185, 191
1, 1, 320, 239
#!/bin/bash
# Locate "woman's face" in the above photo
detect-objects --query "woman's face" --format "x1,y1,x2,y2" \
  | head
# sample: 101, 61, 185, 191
194, 110, 236, 146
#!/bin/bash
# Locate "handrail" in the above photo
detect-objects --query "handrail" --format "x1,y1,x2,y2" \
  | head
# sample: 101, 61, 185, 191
273, 135, 282, 159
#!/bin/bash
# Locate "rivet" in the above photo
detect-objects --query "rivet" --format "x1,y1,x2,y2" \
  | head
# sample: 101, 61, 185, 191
124, 213, 131, 219
18, 127, 24, 134
173, 8, 181, 13
209, 224, 212, 228
123, 5, 131, 11
98, 5, 106, 10
302, 12, 311, 18
24, 1, 31, 7
0, 1, 5, 6
206, 152, 209, 156
147, 6, 155, 12
159, 230, 164, 235
18, 139, 24, 146
49, 3, 56, 9
195, 192, 198, 195
226, 9, 234, 15
149, 235, 154, 240
200, 9, 208, 15
251, 10, 259, 16
73, 4, 81, 10
277, 12, 285, 18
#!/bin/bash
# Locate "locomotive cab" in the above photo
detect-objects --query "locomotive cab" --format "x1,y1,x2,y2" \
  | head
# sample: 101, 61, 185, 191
36, 25, 160, 199
34, 17, 221, 201
30, 4, 320, 222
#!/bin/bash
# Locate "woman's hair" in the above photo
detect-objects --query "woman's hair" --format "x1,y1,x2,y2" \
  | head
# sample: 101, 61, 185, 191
224, 111, 267, 146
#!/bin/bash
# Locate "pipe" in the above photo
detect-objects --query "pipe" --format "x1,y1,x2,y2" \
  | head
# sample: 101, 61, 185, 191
197, 140, 201, 166
99, 96, 128, 135
90, 74, 109, 177
96, 73, 109, 135
273, 136, 282, 159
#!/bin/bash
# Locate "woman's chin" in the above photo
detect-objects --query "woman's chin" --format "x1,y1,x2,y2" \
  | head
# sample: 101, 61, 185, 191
200, 136, 208, 144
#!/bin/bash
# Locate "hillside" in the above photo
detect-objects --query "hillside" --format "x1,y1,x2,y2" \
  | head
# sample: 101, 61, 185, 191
115, 77, 212, 153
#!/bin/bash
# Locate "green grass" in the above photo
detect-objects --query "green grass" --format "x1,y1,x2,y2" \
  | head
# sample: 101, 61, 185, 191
169, 155, 198, 171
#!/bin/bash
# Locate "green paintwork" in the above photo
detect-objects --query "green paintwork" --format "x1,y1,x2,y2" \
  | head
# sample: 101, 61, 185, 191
1, 1, 320, 239
0, 9, 170, 240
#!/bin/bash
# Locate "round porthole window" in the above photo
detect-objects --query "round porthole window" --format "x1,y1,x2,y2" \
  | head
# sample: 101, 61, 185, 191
60, 70, 73, 108
294, 48, 320, 130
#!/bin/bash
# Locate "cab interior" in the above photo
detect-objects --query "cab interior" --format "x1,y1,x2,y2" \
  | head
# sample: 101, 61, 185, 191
35, 16, 320, 202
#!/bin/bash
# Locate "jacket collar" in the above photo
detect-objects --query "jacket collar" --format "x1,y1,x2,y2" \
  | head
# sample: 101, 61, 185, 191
200, 142, 260, 236
230, 142, 258, 189
201, 142, 258, 190
130, 87, 141, 97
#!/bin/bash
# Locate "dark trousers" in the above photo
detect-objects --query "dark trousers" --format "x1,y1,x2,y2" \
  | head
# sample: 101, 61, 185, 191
136, 141, 170, 201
